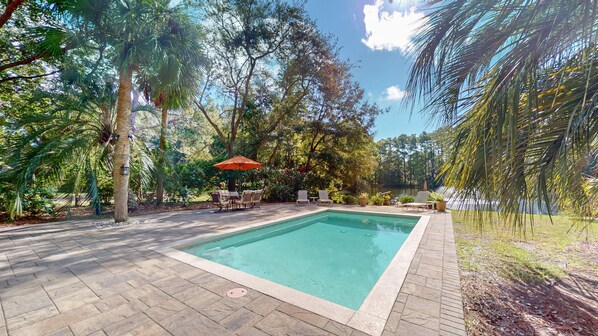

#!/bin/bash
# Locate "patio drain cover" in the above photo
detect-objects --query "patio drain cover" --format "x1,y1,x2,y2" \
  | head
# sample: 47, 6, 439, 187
227, 288, 248, 298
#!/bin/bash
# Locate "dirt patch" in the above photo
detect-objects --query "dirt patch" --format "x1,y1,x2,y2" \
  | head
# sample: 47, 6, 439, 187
461, 270, 598, 336
455, 216, 598, 336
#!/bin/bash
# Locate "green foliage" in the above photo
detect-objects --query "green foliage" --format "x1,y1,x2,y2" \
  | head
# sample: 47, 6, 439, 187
0, 1, 69, 83
399, 195, 415, 204
344, 195, 357, 205
20, 187, 56, 216
428, 192, 444, 201
260, 169, 304, 202
331, 193, 345, 204
0, 182, 13, 213
0, 184, 56, 218
174, 157, 226, 193
0, 0, 384, 221
370, 195, 384, 206
409, 0, 598, 229
376, 128, 449, 189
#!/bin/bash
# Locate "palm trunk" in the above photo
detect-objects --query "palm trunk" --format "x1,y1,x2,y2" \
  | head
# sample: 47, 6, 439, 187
156, 105, 168, 205
113, 68, 133, 222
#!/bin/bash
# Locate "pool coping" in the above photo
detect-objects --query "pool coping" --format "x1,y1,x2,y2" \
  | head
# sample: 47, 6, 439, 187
152, 208, 430, 336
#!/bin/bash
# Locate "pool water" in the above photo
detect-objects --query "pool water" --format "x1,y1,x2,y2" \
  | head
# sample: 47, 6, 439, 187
182, 210, 418, 309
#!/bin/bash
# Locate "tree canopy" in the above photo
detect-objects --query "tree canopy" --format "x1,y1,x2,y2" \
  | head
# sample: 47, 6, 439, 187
0, 0, 384, 220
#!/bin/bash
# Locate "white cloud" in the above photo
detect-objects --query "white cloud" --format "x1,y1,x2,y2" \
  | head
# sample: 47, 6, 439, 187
361, 0, 427, 54
384, 85, 407, 101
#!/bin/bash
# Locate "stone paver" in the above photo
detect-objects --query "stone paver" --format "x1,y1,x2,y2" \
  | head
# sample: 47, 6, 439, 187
0, 205, 465, 336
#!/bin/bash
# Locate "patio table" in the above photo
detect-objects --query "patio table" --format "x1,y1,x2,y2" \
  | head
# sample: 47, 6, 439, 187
227, 194, 240, 209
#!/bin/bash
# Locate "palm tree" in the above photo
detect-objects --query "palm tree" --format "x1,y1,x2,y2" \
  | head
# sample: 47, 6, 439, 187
1, 80, 154, 218
59, 0, 202, 221
407, 0, 598, 228
138, 18, 203, 205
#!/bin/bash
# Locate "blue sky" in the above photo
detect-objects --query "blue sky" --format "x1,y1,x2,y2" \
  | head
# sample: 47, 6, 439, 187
305, 0, 437, 140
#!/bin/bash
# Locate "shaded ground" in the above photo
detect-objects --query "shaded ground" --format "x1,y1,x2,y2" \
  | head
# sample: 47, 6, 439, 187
453, 211, 598, 336
0, 201, 213, 228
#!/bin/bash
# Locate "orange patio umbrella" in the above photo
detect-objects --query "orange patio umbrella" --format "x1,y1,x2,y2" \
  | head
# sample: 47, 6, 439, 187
214, 156, 263, 191
213, 155, 263, 171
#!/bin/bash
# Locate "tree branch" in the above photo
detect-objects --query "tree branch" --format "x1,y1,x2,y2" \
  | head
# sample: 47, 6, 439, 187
0, 70, 59, 83
0, 44, 70, 73
0, 51, 47, 72
193, 99, 227, 148
0, 0, 25, 29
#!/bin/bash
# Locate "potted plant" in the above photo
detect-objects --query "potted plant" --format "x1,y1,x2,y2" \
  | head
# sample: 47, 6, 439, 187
428, 192, 447, 212
358, 192, 368, 207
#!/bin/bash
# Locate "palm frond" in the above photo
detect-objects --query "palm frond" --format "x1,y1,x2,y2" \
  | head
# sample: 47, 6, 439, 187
409, 0, 598, 231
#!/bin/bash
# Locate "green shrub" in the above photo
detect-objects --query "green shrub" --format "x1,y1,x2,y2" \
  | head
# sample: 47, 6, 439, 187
382, 194, 391, 205
2, 186, 57, 218
399, 195, 415, 204
97, 175, 114, 205
0, 182, 15, 213
428, 191, 445, 201
332, 193, 345, 204
271, 171, 301, 201
344, 195, 357, 205
370, 195, 384, 205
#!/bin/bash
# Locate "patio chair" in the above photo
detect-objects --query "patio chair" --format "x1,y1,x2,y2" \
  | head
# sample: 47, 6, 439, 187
211, 191, 230, 212
237, 190, 254, 209
317, 190, 333, 206
251, 190, 263, 208
296, 190, 309, 205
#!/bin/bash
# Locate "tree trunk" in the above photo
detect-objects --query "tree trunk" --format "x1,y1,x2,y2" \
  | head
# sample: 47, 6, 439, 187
113, 68, 133, 223
226, 146, 237, 192
156, 105, 168, 205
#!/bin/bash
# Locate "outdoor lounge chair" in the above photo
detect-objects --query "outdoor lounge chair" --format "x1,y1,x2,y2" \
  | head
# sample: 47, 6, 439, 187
398, 191, 431, 212
317, 190, 333, 206
236, 190, 254, 209
251, 190, 263, 208
296, 190, 309, 205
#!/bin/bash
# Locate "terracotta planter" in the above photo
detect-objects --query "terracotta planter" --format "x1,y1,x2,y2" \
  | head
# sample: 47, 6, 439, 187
358, 197, 367, 207
436, 200, 447, 212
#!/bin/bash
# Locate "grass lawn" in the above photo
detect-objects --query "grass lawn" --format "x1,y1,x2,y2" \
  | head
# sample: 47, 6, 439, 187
452, 211, 597, 335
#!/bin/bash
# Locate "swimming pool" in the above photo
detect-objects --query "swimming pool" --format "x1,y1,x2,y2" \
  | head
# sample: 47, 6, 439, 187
182, 210, 417, 309
157, 208, 429, 336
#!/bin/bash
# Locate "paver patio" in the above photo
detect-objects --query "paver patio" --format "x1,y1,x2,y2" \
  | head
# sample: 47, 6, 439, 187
0, 205, 465, 336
